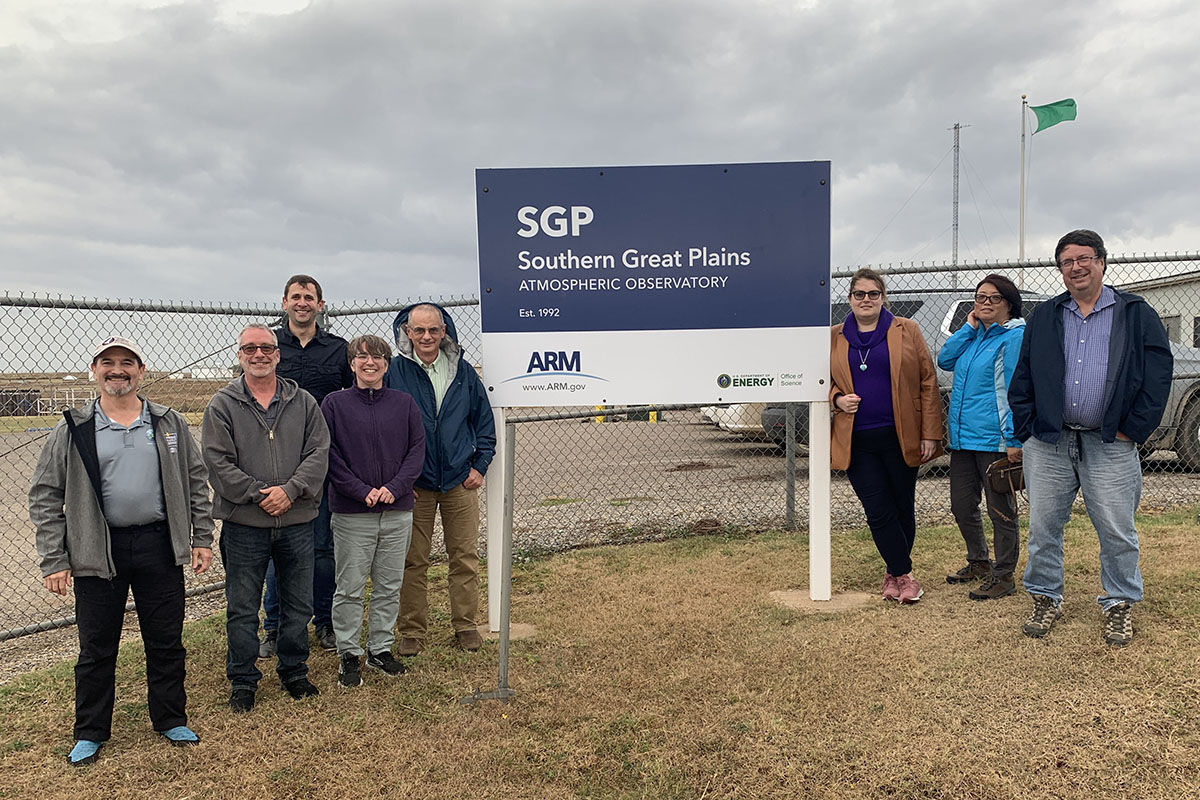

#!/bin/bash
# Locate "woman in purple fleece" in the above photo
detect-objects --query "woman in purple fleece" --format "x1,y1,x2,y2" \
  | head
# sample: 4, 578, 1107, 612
321, 335, 425, 688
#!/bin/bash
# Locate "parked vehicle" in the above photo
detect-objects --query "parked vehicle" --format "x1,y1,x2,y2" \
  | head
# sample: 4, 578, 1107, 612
763, 288, 1200, 470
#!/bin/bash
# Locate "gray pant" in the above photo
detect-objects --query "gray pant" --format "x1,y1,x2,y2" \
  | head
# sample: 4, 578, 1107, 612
949, 449, 1020, 575
331, 510, 414, 657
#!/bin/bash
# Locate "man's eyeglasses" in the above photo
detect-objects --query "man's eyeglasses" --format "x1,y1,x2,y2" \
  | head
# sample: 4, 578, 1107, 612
238, 344, 278, 355
850, 290, 882, 301
1058, 255, 1100, 270
974, 293, 1005, 305
407, 326, 443, 336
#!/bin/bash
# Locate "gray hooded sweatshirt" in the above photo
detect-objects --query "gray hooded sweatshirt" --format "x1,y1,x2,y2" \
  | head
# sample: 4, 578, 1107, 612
201, 376, 330, 528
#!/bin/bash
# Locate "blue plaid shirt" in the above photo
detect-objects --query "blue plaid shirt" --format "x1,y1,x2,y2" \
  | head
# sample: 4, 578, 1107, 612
1061, 286, 1116, 429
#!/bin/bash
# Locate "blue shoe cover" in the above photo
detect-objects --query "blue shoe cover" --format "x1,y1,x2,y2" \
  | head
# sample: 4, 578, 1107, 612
68, 740, 103, 765
161, 725, 201, 746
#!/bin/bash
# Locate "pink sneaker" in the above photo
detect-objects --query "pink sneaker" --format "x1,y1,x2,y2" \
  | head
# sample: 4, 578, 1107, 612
896, 573, 924, 604
881, 574, 901, 601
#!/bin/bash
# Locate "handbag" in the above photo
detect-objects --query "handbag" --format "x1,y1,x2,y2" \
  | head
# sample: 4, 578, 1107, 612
986, 457, 1024, 494
985, 457, 1025, 522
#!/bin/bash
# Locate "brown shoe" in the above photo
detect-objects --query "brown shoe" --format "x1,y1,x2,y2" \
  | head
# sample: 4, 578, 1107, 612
397, 637, 424, 657
969, 573, 1016, 600
455, 629, 483, 652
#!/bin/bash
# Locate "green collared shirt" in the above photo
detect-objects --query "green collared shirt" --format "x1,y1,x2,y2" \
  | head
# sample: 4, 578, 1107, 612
418, 350, 449, 413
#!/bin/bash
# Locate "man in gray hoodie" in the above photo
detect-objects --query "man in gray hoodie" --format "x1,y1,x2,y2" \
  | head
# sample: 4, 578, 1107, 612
202, 323, 330, 712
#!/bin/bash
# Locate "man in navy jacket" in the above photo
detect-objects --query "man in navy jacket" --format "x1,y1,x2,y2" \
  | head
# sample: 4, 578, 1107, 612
1009, 229, 1172, 646
385, 303, 495, 653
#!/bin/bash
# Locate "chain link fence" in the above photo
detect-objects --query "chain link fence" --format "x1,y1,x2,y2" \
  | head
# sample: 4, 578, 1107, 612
3, 252, 1199, 641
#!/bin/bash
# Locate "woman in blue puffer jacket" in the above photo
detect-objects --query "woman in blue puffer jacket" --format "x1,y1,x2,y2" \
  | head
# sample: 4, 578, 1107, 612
938, 274, 1026, 600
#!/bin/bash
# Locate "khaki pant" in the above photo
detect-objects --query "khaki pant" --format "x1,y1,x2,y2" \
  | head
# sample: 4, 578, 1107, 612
397, 484, 480, 638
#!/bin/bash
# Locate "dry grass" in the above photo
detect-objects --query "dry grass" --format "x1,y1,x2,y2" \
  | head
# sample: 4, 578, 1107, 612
3, 509, 1200, 799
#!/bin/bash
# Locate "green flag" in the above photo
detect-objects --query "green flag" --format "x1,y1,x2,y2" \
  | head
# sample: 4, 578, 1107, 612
1031, 98, 1077, 133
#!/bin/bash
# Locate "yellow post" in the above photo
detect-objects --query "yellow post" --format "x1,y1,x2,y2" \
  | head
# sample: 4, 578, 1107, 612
593, 405, 606, 423
648, 410, 658, 423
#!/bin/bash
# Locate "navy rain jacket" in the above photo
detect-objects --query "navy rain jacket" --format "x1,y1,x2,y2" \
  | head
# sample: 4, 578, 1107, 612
384, 303, 496, 492
1008, 287, 1172, 445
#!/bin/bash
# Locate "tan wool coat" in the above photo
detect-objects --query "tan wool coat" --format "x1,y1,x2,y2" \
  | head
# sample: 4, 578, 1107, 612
829, 315, 944, 471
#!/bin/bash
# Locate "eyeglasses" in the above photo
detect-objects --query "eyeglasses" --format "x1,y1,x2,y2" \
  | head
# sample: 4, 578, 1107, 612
1058, 255, 1100, 270
353, 353, 388, 361
850, 290, 882, 301
974, 293, 1005, 305
407, 326, 443, 336
238, 344, 278, 355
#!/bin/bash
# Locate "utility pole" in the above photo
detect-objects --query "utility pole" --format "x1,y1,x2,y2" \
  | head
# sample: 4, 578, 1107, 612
951, 122, 961, 267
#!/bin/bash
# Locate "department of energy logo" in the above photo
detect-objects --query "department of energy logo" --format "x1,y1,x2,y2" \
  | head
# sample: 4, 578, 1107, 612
717, 373, 775, 388
500, 349, 608, 394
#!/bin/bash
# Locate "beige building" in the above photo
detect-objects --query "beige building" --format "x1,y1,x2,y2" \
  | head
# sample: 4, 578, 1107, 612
1119, 270, 1200, 347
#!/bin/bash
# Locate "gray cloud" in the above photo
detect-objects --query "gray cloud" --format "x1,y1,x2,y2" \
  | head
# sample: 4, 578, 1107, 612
1, 0, 1197, 304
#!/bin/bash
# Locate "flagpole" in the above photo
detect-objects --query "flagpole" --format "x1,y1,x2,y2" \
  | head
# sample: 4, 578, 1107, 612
1019, 94, 1028, 286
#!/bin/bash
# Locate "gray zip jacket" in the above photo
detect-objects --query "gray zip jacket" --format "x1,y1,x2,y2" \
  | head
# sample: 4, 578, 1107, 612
201, 376, 330, 528
29, 398, 215, 579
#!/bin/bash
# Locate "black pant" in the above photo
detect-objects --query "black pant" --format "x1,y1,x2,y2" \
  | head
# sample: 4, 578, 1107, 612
73, 522, 186, 741
949, 449, 1020, 575
846, 426, 919, 576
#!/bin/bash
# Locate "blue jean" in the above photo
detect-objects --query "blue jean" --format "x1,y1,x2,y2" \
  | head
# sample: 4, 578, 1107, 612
263, 486, 334, 631
1022, 431, 1144, 609
221, 521, 314, 689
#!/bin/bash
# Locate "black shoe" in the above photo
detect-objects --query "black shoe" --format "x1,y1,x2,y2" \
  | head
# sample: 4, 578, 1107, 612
258, 629, 278, 660
338, 653, 364, 688
229, 688, 256, 713
315, 624, 337, 652
283, 677, 320, 700
366, 650, 407, 676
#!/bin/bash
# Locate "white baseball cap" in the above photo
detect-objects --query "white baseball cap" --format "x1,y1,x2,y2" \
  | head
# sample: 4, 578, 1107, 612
90, 336, 146, 365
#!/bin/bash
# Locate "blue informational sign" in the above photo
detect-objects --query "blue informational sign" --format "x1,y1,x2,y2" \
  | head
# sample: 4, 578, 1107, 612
477, 161, 831, 407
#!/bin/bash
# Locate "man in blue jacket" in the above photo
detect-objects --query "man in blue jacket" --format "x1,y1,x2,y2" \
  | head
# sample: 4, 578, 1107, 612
386, 303, 495, 654
1009, 229, 1172, 646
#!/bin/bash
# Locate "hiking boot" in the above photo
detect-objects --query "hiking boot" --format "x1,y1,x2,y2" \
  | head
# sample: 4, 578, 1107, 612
455, 628, 483, 651
397, 637, 423, 657
1022, 595, 1062, 638
896, 574, 924, 604
969, 573, 1016, 600
946, 560, 990, 584
366, 650, 407, 676
1103, 602, 1134, 647
338, 654, 363, 688
881, 574, 901, 602
257, 629, 278, 660
228, 688, 256, 713
315, 624, 337, 652
283, 677, 320, 699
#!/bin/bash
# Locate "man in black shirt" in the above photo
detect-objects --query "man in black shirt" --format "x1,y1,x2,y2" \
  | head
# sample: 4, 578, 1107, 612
259, 275, 352, 657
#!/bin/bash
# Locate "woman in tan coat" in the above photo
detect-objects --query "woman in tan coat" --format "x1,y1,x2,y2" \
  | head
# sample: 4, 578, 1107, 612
830, 269, 943, 603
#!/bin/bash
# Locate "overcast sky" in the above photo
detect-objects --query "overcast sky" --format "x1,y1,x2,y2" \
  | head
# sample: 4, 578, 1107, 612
2, 0, 1197, 307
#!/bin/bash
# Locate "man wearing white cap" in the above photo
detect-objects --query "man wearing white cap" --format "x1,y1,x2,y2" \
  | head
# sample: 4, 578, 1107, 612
30, 336, 215, 765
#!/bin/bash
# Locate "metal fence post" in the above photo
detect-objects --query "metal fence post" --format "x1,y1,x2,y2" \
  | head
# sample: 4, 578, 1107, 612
784, 403, 797, 531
